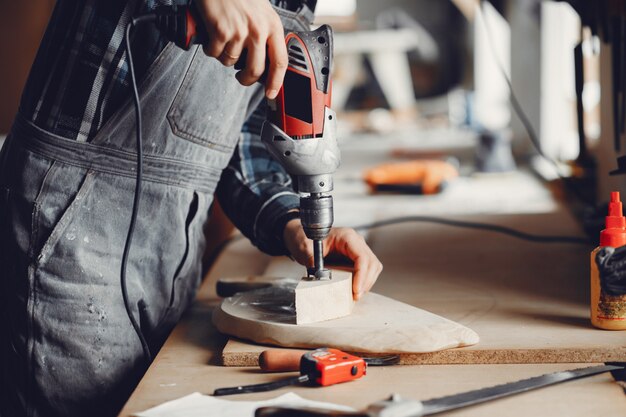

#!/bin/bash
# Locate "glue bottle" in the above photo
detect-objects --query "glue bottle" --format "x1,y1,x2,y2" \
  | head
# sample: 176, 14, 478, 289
590, 191, 626, 330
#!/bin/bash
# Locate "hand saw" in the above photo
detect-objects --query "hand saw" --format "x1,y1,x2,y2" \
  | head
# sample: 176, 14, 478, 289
254, 364, 624, 417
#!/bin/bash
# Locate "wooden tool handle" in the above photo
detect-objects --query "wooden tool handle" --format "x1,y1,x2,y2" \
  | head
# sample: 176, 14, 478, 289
258, 349, 309, 372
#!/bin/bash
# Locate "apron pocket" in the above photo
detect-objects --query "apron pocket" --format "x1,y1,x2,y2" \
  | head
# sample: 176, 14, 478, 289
167, 191, 200, 308
35, 169, 96, 265
167, 48, 249, 152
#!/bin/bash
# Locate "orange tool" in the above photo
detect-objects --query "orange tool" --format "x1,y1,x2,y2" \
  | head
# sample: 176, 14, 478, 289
259, 349, 310, 372
363, 159, 459, 195
213, 348, 366, 396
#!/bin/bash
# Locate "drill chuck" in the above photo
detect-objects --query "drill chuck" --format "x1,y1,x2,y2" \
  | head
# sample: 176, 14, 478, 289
300, 194, 334, 241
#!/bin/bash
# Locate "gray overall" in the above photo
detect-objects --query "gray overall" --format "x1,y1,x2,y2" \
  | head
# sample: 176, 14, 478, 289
0, 7, 312, 417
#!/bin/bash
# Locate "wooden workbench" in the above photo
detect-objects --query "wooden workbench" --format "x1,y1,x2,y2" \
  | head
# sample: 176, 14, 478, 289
119, 132, 626, 416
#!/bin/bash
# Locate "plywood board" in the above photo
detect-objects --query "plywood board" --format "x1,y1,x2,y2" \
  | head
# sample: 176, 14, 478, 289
213, 287, 479, 354
221, 337, 626, 366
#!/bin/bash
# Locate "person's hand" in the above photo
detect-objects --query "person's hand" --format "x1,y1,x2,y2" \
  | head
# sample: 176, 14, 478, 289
196, 0, 288, 99
283, 219, 383, 300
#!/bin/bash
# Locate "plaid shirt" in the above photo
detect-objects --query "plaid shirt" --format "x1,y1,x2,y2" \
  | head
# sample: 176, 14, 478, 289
19, 0, 309, 255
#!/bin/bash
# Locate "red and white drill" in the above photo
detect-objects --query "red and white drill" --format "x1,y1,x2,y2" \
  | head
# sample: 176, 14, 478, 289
260, 25, 338, 280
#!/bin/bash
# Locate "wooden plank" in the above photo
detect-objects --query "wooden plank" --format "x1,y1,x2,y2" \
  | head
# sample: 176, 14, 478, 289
221, 338, 626, 366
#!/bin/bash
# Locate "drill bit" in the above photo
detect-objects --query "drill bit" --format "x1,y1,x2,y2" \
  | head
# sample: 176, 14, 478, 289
313, 239, 324, 272
307, 239, 329, 280
302, 193, 332, 280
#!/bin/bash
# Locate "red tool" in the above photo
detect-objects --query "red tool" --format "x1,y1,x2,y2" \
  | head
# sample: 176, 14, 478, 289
259, 26, 337, 281
213, 348, 366, 396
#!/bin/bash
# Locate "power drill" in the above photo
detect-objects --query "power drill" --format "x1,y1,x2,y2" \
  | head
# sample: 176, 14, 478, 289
152, 4, 339, 280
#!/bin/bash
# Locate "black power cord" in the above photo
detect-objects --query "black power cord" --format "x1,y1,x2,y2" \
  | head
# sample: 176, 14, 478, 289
214, 215, 589, 270
213, 374, 310, 396
122, 3, 208, 365
123, 14, 158, 365
353, 216, 589, 245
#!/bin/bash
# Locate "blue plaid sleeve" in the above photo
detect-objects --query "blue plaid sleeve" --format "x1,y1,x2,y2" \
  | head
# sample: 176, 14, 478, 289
216, 102, 301, 256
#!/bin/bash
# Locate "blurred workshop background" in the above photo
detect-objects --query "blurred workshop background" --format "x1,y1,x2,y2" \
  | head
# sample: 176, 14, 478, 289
1, 0, 624, 253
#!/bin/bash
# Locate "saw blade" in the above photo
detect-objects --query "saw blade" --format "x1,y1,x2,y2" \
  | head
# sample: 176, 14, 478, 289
420, 364, 623, 415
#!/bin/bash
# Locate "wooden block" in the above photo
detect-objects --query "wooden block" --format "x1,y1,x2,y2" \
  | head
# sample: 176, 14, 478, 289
295, 271, 354, 324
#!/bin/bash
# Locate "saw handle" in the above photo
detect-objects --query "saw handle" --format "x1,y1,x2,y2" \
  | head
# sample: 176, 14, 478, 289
259, 349, 308, 372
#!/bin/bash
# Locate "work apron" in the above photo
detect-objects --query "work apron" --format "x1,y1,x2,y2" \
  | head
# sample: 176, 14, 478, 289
0, 6, 312, 417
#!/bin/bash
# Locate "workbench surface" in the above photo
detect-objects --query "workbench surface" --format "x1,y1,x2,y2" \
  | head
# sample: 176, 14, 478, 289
119, 132, 626, 416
